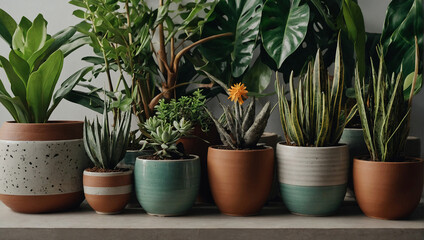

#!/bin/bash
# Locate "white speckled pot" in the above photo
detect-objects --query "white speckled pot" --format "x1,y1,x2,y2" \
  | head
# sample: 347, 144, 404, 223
0, 121, 89, 213
276, 142, 349, 216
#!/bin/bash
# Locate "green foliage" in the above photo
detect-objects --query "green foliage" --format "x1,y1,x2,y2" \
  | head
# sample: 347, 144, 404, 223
381, 0, 423, 76
276, 37, 356, 147
0, 13, 89, 123
206, 98, 271, 150
83, 107, 132, 169
354, 43, 420, 162
142, 116, 193, 159
260, 0, 310, 69
154, 90, 211, 132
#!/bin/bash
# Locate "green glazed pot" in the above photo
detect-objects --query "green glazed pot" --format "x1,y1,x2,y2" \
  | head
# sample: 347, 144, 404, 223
134, 155, 200, 216
276, 143, 349, 216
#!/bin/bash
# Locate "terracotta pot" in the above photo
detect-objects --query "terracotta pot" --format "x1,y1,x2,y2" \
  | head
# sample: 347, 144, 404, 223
0, 121, 89, 213
207, 146, 274, 216
134, 155, 200, 216
353, 158, 424, 220
259, 132, 280, 201
276, 143, 349, 216
83, 169, 133, 214
178, 125, 221, 204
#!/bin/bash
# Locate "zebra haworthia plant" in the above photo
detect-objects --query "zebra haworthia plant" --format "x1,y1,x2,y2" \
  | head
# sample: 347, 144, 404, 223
205, 83, 272, 150
83, 107, 132, 170
354, 38, 420, 162
276, 36, 357, 147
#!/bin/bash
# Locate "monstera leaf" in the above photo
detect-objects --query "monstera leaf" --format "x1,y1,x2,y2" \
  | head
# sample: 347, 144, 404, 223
260, 0, 310, 68
200, 0, 264, 78
381, 0, 423, 75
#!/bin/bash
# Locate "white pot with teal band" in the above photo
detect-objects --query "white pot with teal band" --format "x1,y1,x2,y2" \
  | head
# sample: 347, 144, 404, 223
276, 143, 349, 216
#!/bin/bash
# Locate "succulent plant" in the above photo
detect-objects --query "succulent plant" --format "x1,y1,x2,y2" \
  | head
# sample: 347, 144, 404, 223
142, 116, 193, 159
83, 107, 132, 169
276, 36, 357, 147
205, 83, 271, 150
354, 39, 420, 162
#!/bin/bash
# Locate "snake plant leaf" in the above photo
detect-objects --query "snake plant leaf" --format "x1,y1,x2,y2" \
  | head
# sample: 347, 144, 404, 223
0, 56, 27, 102
200, 0, 263, 78
244, 102, 271, 147
242, 98, 255, 134
381, 0, 423, 75
26, 50, 63, 123
260, 0, 309, 68
0, 9, 17, 46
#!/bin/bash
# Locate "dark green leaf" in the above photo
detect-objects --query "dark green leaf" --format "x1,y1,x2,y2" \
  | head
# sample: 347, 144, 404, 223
242, 57, 272, 94
0, 55, 26, 101
0, 9, 17, 46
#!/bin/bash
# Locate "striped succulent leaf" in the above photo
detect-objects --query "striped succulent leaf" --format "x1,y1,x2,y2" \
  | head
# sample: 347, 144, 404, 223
354, 39, 419, 162
83, 107, 132, 169
276, 35, 355, 147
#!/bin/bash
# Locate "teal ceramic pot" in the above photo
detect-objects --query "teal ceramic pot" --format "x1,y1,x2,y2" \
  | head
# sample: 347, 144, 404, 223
276, 143, 349, 216
134, 155, 200, 216
339, 128, 368, 196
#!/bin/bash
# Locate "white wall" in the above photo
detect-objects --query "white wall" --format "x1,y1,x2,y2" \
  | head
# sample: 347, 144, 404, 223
0, 0, 422, 158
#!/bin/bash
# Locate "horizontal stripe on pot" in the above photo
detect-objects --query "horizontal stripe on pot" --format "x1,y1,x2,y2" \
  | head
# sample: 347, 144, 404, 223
276, 144, 349, 186
83, 185, 132, 195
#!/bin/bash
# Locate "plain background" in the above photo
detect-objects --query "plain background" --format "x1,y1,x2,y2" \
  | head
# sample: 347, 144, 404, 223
0, 0, 423, 159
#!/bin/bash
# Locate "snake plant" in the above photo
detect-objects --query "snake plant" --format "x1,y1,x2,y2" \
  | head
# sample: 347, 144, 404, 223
141, 116, 193, 159
276, 36, 357, 147
354, 39, 420, 162
83, 108, 132, 169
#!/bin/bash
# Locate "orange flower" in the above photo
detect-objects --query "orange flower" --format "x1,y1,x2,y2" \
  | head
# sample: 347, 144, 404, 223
228, 83, 248, 105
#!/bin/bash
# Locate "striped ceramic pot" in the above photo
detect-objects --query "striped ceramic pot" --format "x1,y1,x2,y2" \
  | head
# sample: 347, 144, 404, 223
83, 169, 133, 214
134, 155, 200, 216
0, 121, 89, 213
276, 143, 349, 216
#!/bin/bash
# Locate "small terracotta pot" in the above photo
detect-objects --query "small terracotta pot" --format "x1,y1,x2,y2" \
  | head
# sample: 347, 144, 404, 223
0, 121, 89, 213
207, 146, 274, 216
353, 158, 424, 220
83, 169, 133, 214
178, 125, 221, 204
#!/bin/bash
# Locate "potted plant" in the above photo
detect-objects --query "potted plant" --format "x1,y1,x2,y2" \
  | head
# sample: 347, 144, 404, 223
0, 12, 90, 213
83, 107, 132, 214
352, 39, 423, 220
134, 117, 200, 216
154, 89, 220, 203
205, 83, 273, 216
275, 37, 356, 216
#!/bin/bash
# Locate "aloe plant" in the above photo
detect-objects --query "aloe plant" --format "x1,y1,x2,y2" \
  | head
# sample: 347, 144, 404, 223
0, 12, 90, 123
205, 83, 271, 150
141, 116, 193, 159
84, 108, 132, 169
276, 36, 357, 147
354, 39, 420, 162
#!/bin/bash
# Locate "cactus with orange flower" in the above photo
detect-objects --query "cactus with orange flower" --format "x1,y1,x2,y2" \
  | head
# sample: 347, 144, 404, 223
205, 83, 271, 149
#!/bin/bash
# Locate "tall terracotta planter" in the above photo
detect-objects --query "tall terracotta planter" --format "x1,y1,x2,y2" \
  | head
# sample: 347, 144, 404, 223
83, 169, 133, 214
353, 158, 424, 220
0, 121, 89, 213
178, 125, 221, 203
276, 143, 349, 216
207, 146, 274, 216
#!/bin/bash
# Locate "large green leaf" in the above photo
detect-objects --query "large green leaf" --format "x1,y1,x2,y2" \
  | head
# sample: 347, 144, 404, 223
381, 0, 423, 75
9, 50, 30, 83
342, 0, 366, 79
0, 9, 17, 46
23, 14, 47, 59
260, 0, 309, 68
26, 50, 64, 123
200, 0, 263, 78
242, 57, 272, 94
0, 55, 27, 101
64, 90, 104, 114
